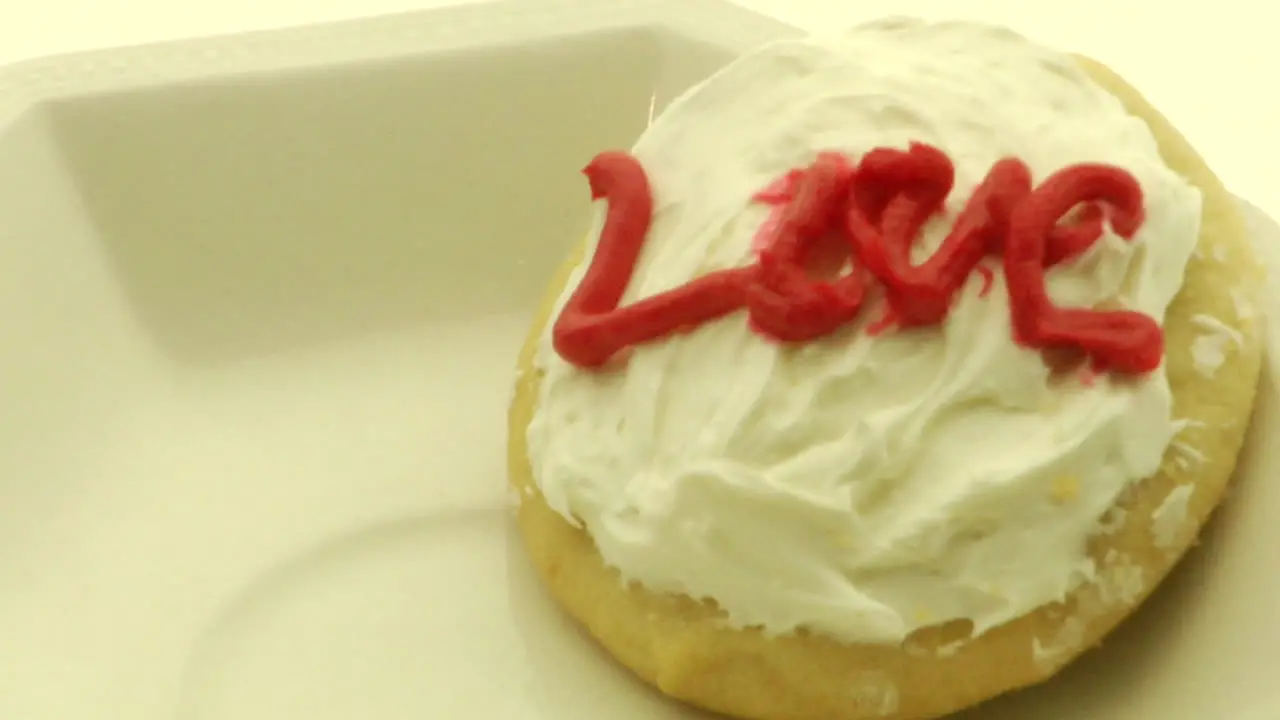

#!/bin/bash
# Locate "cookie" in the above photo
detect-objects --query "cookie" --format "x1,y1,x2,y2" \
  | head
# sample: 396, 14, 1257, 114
509, 20, 1261, 720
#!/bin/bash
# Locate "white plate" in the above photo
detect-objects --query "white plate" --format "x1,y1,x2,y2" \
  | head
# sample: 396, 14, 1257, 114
0, 2, 1275, 718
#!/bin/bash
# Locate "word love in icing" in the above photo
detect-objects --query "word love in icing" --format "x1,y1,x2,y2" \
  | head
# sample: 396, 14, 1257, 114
552, 143, 1164, 375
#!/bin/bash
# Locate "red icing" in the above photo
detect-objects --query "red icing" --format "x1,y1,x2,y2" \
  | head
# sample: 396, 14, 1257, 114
1002, 163, 1159, 375
551, 145, 1163, 375
744, 152, 869, 343
551, 152, 756, 369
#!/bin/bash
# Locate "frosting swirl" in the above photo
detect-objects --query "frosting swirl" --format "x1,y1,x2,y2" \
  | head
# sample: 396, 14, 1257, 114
524, 18, 1200, 644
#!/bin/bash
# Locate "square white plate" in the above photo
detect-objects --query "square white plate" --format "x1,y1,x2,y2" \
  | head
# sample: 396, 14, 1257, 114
0, 1, 1275, 718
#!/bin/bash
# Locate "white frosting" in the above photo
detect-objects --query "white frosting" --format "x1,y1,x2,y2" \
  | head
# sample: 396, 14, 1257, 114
1151, 484, 1195, 550
524, 18, 1201, 644
1189, 313, 1244, 377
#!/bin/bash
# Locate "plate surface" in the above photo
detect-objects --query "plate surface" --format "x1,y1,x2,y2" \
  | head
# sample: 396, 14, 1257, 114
0, 2, 1275, 719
